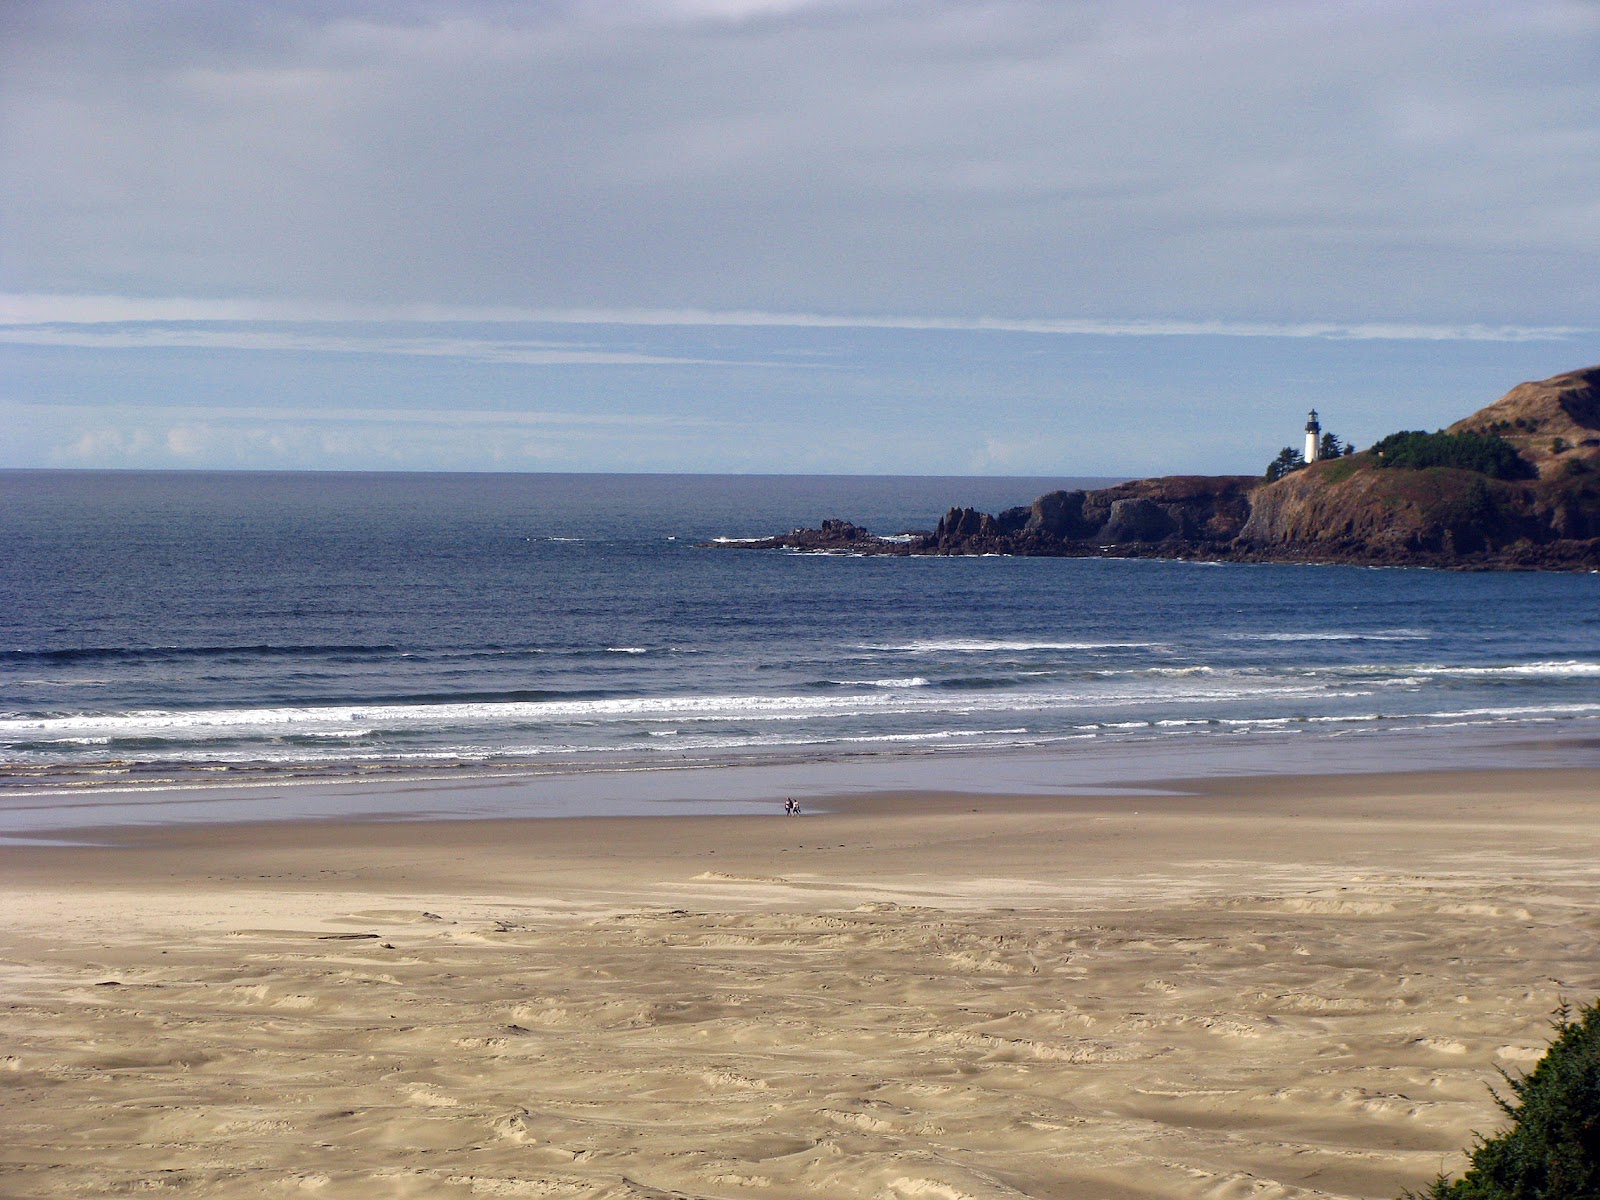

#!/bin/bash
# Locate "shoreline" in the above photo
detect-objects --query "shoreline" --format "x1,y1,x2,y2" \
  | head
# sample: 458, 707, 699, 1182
2, 720, 1595, 840
3, 763, 1597, 1198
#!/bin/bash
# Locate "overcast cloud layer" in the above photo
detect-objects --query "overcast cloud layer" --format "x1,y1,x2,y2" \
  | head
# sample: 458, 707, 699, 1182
3, 0, 1599, 473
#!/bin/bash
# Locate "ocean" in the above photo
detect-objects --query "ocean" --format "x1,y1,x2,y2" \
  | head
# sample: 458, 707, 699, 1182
2, 469, 1597, 827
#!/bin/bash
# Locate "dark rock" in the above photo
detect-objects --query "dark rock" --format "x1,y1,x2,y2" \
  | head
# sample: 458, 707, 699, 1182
1100, 497, 1177, 543
701, 518, 921, 554
816, 518, 873, 542
1025, 491, 1093, 538
932, 507, 1012, 552
995, 505, 1033, 535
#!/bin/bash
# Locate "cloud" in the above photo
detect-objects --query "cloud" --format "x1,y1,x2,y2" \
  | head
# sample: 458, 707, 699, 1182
0, 296, 1585, 345
0, 320, 749, 365
164, 423, 209, 457
56, 427, 158, 461
3, 2, 1598, 329
20, 397, 716, 432
36, 401, 734, 471
969, 433, 1075, 475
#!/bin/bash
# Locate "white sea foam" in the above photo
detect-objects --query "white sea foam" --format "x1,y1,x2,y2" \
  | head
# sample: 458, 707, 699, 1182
832, 676, 933, 688
1411, 660, 1600, 679
831, 728, 1031, 745
610, 726, 1040, 753
0, 678, 1335, 744
1423, 702, 1600, 719
864, 638, 1158, 653
1299, 660, 1600, 683
6, 660, 1595, 771
1226, 630, 1430, 642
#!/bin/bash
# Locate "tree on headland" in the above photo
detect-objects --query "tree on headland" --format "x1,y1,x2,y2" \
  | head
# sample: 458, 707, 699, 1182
1265, 446, 1306, 482
1403, 998, 1600, 1199
1320, 430, 1349, 459
1371, 430, 1535, 479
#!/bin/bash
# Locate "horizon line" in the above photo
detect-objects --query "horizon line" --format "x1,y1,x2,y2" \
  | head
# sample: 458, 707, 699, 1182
0, 463, 1137, 481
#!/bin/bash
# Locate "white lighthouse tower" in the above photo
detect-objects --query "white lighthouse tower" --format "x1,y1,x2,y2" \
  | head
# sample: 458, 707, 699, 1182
1304, 409, 1322, 463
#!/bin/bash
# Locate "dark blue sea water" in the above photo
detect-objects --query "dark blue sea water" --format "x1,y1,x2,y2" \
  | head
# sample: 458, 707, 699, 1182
3, 469, 1598, 804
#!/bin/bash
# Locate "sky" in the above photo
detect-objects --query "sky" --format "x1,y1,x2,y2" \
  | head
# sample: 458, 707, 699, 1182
3, 0, 1599, 477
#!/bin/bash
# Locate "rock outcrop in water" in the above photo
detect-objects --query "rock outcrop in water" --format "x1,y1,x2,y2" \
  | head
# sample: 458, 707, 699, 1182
710, 366, 1600, 570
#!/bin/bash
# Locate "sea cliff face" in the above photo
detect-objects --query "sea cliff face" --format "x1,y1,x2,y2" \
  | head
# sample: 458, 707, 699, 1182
1236, 460, 1599, 567
711, 366, 1600, 570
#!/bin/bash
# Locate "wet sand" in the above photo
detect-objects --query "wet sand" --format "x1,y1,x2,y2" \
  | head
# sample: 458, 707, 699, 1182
2, 767, 1597, 1198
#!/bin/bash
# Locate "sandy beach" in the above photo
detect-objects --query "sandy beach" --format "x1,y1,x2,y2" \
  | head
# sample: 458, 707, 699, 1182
2, 766, 1597, 1199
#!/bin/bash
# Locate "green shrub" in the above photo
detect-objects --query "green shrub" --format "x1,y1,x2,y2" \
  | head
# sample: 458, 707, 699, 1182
1370, 431, 1535, 480
1405, 999, 1600, 1199
1265, 446, 1306, 482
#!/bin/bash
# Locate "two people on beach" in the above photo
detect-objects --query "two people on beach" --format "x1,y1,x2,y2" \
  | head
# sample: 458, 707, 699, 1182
783, 797, 802, 816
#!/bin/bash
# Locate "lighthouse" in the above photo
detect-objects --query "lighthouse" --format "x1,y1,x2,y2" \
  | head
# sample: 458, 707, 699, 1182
1304, 409, 1322, 463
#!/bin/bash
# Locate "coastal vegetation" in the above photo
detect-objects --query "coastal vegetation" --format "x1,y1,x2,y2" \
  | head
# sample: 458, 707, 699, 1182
1264, 446, 1306, 482
1263, 431, 1349, 482
1371, 430, 1535, 479
1406, 999, 1600, 1199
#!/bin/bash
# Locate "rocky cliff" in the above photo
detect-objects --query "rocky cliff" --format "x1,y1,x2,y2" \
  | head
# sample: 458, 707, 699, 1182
927, 475, 1260, 556
711, 366, 1600, 570
719, 475, 1260, 558
1235, 457, 1599, 566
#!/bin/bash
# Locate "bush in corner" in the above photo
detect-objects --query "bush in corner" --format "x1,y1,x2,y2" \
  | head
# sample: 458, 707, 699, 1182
1406, 1000, 1600, 1199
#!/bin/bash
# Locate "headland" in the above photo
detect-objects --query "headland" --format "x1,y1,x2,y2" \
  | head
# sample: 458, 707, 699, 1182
712, 365, 1600, 569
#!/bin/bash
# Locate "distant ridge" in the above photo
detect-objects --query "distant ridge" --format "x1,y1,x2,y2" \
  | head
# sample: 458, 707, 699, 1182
711, 366, 1600, 570
1448, 365, 1600, 477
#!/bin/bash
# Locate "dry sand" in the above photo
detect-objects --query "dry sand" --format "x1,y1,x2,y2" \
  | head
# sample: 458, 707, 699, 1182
2, 767, 1597, 1199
